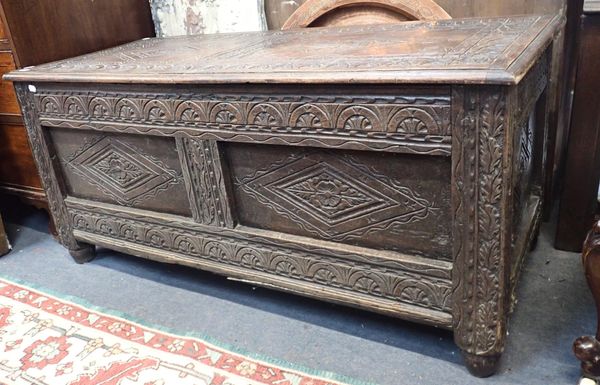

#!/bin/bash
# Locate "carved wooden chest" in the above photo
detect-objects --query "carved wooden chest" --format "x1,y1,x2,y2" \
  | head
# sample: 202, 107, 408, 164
6, 15, 560, 377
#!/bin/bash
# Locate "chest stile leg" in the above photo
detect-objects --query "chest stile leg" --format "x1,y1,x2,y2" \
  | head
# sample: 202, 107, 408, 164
14, 83, 96, 263
451, 85, 510, 377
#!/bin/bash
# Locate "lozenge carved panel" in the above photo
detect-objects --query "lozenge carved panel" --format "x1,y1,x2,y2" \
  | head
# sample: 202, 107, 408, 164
227, 143, 452, 260
48, 128, 192, 217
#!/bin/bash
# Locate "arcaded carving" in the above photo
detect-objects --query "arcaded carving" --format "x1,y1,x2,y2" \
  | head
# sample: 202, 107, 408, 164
8, 18, 554, 376
67, 205, 453, 313
34, 91, 451, 156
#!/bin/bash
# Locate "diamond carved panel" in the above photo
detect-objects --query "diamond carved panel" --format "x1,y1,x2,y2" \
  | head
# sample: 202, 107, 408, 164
68, 136, 181, 206
236, 152, 438, 242
273, 164, 393, 226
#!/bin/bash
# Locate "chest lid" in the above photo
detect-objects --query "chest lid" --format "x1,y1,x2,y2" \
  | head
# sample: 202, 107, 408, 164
5, 15, 559, 85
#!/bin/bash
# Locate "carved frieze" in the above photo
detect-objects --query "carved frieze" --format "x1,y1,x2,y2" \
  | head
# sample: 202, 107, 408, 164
35, 91, 452, 155
67, 206, 453, 314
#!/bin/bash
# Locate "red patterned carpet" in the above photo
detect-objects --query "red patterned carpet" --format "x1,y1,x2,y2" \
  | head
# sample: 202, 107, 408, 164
0, 278, 352, 385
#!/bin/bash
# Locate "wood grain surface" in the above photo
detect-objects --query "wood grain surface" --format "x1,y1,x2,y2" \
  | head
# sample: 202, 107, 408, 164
5, 15, 559, 85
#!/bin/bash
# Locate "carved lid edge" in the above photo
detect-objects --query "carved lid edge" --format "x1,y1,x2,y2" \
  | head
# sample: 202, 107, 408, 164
4, 68, 519, 85
507, 13, 564, 85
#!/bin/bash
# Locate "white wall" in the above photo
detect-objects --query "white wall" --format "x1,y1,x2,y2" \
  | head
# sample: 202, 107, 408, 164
150, 0, 267, 37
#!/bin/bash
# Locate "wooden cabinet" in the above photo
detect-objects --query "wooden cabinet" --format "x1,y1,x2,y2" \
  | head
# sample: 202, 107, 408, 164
6, 14, 559, 377
0, 0, 155, 210
555, 0, 600, 251
0, 52, 19, 116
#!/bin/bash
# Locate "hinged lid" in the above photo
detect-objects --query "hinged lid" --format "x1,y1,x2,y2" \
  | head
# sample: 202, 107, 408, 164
5, 15, 560, 85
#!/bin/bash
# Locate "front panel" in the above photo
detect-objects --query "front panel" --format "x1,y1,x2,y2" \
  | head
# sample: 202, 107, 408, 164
227, 142, 452, 259
30, 84, 456, 327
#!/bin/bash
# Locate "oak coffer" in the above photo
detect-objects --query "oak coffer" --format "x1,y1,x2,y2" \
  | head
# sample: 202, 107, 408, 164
5, 15, 561, 377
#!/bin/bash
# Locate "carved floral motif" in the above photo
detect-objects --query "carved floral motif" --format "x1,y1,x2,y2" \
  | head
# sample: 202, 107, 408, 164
235, 151, 438, 242
452, 87, 507, 356
67, 136, 181, 206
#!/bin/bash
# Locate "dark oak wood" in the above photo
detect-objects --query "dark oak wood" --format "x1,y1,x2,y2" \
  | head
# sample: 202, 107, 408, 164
0, 50, 19, 116
273, 0, 571, 226
6, 16, 558, 85
6, 15, 558, 377
0, 0, 154, 214
555, 4, 600, 252
574, 221, 600, 378
0, 0, 155, 68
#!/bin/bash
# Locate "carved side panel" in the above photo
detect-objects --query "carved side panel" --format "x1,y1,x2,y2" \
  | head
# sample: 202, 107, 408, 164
512, 116, 534, 235
176, 138, 234, 228
13, 84, 81, 250
511, 52, 549, 249
452, 86, 509, 356
227, 143, 452, 260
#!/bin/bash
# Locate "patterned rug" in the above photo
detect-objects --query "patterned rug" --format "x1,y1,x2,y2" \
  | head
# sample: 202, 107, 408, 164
0, 277, 357, 385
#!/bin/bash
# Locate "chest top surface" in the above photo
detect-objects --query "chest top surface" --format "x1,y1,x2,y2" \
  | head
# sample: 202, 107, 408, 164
5, 15, 558, 86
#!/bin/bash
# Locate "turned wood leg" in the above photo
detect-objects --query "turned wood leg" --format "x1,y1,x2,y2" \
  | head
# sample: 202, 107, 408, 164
68, 243, 96, 264
574, 221, 600, 378
461, 352, 501, 378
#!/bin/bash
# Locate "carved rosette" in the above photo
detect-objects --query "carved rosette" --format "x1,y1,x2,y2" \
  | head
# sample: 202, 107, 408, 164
452, 86, 508, 358
235, 151, 438, 243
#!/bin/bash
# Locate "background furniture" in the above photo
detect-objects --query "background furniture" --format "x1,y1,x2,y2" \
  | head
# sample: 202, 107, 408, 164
6, 14, 558, 376
266, 0, 565, 29
574, 220, 600, 382
280, 0, 451, 29
555, 0, 600, 251
0, 214, 8, 256
0, 0, 155, 216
